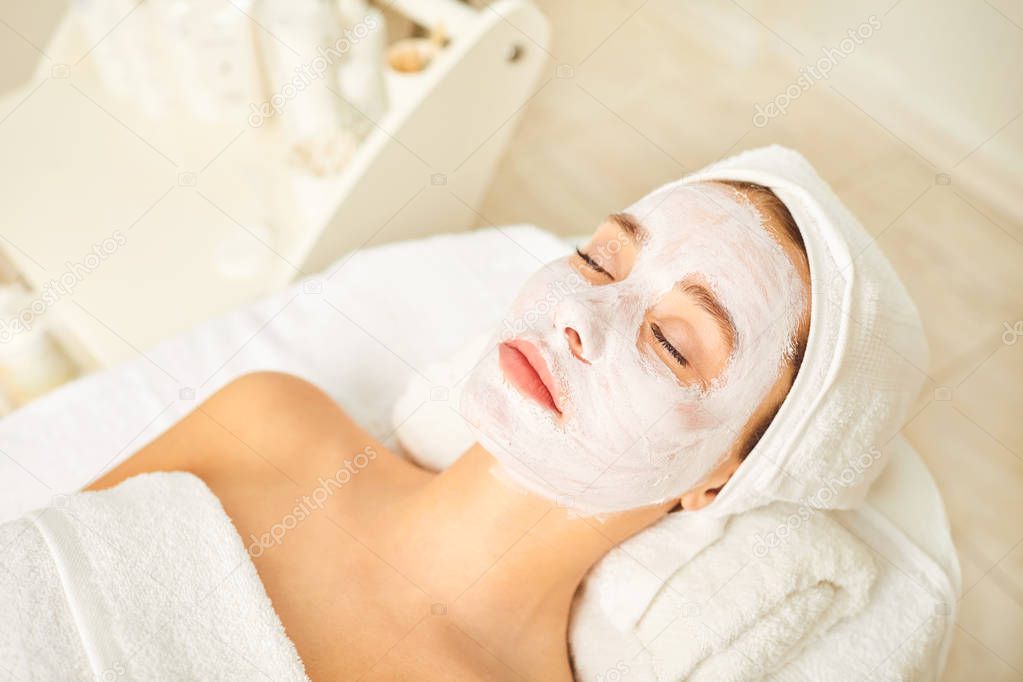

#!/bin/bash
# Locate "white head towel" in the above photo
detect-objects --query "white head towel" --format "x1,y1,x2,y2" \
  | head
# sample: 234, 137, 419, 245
680, 145, 929, 518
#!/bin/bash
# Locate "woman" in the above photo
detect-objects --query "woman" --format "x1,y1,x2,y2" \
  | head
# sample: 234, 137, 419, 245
84, 176, 812, 680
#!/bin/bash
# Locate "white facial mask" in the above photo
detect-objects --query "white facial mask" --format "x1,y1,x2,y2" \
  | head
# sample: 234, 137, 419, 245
460, 182, 805, 514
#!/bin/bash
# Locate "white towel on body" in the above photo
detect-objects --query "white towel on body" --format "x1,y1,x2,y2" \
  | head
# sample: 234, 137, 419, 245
0, 472, 308, 682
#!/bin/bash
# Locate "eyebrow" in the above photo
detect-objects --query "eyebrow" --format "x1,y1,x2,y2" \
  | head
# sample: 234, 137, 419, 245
680, 282, 735, 351
603, 213, 735, 354
609, 212, 646, 242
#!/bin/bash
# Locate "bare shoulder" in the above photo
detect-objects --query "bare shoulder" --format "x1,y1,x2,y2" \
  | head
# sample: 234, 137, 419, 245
209, 370, 337, 409
86, 371, 382, 492
203, 371, 354, 440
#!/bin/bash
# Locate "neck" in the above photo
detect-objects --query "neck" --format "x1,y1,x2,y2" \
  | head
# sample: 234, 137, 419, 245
378, 443, 670, 679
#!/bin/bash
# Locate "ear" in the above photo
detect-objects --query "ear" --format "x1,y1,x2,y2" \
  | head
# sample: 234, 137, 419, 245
678, 455, 742, 511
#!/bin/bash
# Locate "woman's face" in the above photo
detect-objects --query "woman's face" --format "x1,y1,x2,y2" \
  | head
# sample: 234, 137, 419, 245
460, 182, 809, 514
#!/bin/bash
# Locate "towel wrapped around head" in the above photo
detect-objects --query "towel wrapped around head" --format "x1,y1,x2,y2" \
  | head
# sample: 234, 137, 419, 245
679, 145, 929, 518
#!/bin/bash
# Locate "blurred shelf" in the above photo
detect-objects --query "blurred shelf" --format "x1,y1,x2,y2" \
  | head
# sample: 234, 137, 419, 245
0, 0, 550, 369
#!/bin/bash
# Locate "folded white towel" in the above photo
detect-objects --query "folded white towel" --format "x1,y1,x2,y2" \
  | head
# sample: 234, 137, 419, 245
0, 473, 308, 681
573, 503, 876, 682
773, 504, 953, 681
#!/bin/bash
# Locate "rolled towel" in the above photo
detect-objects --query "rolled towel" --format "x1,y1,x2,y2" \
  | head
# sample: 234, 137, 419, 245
391, 332, 488, 472
0, 472, 308, 681
590, 503, 877, 682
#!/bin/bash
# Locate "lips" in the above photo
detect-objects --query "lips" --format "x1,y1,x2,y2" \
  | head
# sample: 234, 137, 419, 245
498, 340, 563, 416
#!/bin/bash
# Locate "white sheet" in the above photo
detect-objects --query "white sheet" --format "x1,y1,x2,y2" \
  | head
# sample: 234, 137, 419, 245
0, 224, 568, 522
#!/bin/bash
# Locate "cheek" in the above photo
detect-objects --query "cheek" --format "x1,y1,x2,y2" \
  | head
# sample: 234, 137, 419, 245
506, 260, 580, 317
672, 400, 718, 429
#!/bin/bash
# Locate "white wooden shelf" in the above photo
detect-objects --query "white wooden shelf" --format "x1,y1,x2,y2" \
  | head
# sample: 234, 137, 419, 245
0, 0, 550, 370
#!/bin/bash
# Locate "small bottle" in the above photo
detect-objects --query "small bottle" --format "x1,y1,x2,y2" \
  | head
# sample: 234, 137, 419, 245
334, 0, 388, 139
0, 285, 79, 411
256, 0, 357, 174
152, 0, 265, 123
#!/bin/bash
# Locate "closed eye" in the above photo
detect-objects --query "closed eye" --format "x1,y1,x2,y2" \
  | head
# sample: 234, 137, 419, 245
575, 247, 613, 280
650, 322, 688, 367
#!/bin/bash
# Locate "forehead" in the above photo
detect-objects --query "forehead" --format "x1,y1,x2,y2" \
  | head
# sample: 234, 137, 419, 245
620, 183, 768, 263
611, 182, 804, 323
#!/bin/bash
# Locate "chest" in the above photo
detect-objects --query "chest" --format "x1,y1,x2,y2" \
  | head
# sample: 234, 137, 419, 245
209, 473, 514, 681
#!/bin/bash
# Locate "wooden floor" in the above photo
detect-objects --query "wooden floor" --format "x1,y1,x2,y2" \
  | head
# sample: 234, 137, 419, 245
476, 1, 1023, 679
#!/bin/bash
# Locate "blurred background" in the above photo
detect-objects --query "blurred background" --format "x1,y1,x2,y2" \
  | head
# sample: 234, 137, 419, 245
0, 1, 1020, 679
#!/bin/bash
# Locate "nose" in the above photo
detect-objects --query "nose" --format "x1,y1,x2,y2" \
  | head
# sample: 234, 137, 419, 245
564, 326, 590, 364
554, 291, 605, 362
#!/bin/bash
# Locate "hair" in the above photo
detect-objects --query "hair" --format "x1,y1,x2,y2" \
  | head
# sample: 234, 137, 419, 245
714, 181, 810, 462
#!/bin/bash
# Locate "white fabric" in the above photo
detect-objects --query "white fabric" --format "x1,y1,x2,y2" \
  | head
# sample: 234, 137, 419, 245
0, 472, 308, 681
0, 515, 93, 680
574, 503, 877, 681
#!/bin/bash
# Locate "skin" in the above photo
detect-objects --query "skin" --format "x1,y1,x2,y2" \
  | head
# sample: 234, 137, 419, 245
85, 184, 812, 681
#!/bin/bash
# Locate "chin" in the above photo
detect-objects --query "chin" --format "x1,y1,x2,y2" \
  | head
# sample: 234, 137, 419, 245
461, 354, 561, 437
